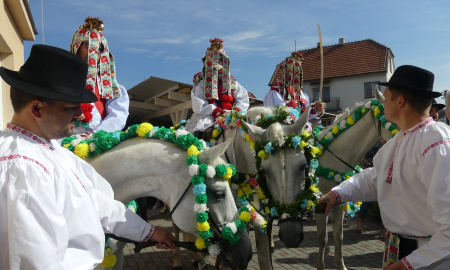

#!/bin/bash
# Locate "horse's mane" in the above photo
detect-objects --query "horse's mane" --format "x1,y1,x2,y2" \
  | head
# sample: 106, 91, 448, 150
333, 102, 364, 124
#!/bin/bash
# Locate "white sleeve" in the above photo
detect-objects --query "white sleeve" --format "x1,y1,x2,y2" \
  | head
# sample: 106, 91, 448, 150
191, 80, 218, 116
263, 90, 286, 107
404, 143, 450, 269
234, 82, 250, 111
331, 167, 378, 203
76, 158, 154, 242
2, 160, 66, 269
94, 85, 129, 132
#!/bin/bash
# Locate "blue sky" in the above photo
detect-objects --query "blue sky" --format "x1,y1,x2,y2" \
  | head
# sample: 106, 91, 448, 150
25, 0, 450, 103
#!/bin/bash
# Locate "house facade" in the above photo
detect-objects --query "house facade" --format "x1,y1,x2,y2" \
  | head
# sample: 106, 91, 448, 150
0, 0, 37, 129
270, 38, 395, 126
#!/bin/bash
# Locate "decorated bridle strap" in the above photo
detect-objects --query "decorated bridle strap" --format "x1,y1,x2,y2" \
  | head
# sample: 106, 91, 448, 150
311, 132, 356, 172
169, 182, 193, 217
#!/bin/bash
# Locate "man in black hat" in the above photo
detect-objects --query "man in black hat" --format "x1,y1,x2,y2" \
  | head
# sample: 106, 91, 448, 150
430, 98, 445, 121
320, 65, 450, 269
0, 44, 175, 269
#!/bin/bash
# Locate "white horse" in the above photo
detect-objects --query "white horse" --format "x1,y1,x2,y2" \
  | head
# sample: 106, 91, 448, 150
87, 137, 253, 270
313, 90, 393, 270
177, 107, 311, 270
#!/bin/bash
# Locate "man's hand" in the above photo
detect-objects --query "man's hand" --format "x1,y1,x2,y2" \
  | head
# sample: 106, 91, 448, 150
319, 191, 339, 215
384, 261, 407, 270
150, 227, 176, 250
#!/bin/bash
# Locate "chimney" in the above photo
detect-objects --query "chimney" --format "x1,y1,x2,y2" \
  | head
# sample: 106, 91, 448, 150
339, 38, 345, 45
317, 42, 320, 47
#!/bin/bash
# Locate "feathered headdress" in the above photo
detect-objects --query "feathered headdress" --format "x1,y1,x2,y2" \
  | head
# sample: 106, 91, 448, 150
69, 17, 121, 100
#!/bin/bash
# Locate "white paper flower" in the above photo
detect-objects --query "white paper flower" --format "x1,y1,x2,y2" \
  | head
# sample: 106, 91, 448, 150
206, 166, 216, 178
89, 143, 96, 152
340, 120, 346, 129
175, 129, 188, 138
254, 115, 261, 122
71, 138, 82, 147
262, 198, 269, 204
281, 213, 290, 220
189, 164, 199, 176
194, 203, 209, 213
385, 122, 391, 129
226, 222, 238, 234
334, 174, 342, 183
284, 117, 293, 125
231, 183, 240, 190
254, 214, 265, 227
149, 129, 158, 137
365, 102, 372, 109
208, 243, 221, 256
86, 133, 94, 140
282, 107, 291, 114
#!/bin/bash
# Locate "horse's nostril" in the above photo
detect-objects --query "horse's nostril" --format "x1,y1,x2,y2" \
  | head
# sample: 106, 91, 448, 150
214, 190, 226, 199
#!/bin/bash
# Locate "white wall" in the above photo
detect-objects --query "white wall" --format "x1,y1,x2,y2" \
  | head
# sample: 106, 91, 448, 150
303, 71, 393, 112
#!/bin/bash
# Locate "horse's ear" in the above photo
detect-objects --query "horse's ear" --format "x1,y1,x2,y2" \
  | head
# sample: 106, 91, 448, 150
241, 120, 266, 141
375, 85, 385, 103
282, 104, 311, 135
198, 137, 233, 165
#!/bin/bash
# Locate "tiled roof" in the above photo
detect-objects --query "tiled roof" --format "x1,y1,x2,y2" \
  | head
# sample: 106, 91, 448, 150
269, 39, 393, 84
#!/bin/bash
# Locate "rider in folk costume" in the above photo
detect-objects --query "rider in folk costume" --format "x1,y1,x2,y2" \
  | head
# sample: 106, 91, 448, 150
185, 38, 250, 138
69, 17, 129, 135
264, 51, 325, 130
320, 65, 450, 269
0, 45, 175, 269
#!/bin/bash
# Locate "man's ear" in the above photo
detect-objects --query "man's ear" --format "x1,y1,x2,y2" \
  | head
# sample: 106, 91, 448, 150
398, 96, 407, 109
29, 99, 45, 119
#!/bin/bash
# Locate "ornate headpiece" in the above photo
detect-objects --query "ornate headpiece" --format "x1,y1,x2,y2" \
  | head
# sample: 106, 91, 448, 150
69, 17, 121, 100
196, 38, 236, 100
274, 51, 304, 105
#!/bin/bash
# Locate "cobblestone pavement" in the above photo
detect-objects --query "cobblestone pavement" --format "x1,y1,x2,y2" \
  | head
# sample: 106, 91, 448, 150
122, 208, 385, 270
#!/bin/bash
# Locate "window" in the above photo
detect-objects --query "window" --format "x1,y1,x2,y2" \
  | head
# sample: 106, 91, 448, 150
364, 82, 379, 98
321, 118, 332, 127
313, 87, 330, 102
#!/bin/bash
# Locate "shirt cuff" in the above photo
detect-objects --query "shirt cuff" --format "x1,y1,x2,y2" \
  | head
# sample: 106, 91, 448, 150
331, 190, 342, 203
143, 224, 155, 242
402, 257, 414, 270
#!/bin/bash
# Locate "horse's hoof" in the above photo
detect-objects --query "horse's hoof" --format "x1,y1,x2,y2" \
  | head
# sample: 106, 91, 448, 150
172, 266, 183, 270
192, 260, 207, 269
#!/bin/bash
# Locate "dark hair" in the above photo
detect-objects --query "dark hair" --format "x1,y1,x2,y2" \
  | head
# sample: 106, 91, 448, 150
10, 87, 56, 112
388, 87, 432, 113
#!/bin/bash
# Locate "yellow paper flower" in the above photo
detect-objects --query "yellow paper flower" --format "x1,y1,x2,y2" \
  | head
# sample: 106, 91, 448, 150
74, 143, 90, 159
258, 150, 268, 159
212, 129, 220, 138
245, 133, 253, 143
346, 116, 355, 125
170, 126, 175, 129
324, 135, 328, 140
329, 171, 335, 176
355, 202, 362, 206
332, 126, 339, 134
106, 247, 112, 254
63, 143, 70, 149
374, 106, 381, 116
239, 211, 252, 223
187, 145, 200, 156
137, 123, 154, 137
250, 206, 255, 212
361, 108, 366, 113
311, 147, 322, 157
301, 131, 310, 137
265, 207, 270, 214
261, 220, 267, 228
392, 129, 398, 136
341, 204, 350, 211
249, 142, 255, 149
223, 167, 233, 180
299, 141, 307, 149
310, 185, 319, 193
307, 200, 314, 210
101, 254, 117, 268
237, 188, 244, 198
195, 237, 206, 250
197, 221, 210, 232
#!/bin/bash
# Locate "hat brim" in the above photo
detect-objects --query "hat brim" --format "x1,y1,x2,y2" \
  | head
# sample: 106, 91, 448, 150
0, 67, 97, 103
378, 82, 441, 98
433, 104, 445, 110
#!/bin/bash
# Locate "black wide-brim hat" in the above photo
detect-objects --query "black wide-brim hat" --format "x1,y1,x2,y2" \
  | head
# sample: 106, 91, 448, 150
432, 98, 445, 110
0, 44, 97, 103
378, 65, 441, 98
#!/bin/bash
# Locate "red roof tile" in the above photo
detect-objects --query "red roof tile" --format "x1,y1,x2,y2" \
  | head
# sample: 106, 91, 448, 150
269, 39, 393, 85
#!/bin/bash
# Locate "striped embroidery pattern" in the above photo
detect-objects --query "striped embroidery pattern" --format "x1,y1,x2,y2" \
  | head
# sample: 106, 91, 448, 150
0, 154, 50, 175
402, 258, 414, 270
386, 162, 394, 184
143, 224, 155, 242
7, 123, 53, 150
422, 140, 450, 157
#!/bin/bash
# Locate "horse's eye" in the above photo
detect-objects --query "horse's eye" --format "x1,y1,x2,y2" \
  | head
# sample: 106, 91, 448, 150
214, 190, 226, 199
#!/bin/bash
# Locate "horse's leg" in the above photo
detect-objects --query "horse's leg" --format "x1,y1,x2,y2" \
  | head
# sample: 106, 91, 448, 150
255, 227, 273, 270
331, 206, 347, 270
113, 241, 126, 270
183, 232, 206, 268
316, 213, 329, 270
172, 220, 183, 270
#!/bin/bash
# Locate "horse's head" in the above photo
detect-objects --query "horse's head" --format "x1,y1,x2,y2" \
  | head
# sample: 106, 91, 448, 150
198, 139, 252, 269
242, 106, 311, 248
